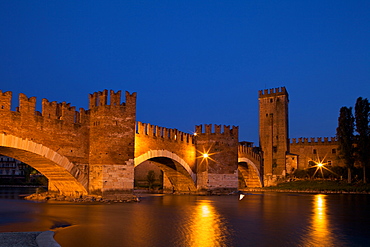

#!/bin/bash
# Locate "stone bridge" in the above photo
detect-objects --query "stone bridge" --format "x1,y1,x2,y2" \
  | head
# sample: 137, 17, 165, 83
0, 89, 263, 197
238, 144, 263, 188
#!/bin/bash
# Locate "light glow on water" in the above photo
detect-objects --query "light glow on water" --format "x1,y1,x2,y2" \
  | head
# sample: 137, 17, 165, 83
186, 200, 228, 247
313, 195, 329, 237
301, 194, 337, 246
1, 191, 367, 246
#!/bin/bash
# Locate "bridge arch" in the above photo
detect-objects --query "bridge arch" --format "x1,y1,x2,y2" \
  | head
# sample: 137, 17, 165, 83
134, 150, 196, 181
0, 133, 88, 196
134, 150, 197, 192
238, 157, 263, 188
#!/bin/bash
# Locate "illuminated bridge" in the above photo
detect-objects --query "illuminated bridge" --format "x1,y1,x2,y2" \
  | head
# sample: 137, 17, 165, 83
0, 89, 262, 197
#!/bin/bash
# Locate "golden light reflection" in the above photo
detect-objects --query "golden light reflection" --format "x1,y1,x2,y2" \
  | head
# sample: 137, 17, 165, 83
304, 194, 335, 246
187, 200, 228, 247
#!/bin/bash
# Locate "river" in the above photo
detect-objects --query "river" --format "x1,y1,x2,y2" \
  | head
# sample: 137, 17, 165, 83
0, 187, 370, 246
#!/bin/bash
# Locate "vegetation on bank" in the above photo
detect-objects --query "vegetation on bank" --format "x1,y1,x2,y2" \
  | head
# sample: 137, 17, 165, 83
262, 180, 370, 193
336, 97, 370, 183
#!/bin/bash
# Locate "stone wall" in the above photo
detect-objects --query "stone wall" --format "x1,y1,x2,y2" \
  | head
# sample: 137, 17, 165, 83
88, 90, 137, 195
195, 124, 239, 191
290, 137, 344, 170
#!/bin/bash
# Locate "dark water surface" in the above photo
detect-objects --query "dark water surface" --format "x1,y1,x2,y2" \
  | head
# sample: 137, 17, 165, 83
1, 188, 370, 247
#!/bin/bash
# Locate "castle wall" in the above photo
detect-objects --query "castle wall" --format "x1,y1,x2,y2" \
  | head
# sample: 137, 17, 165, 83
88, 90, 137, 196
195, 124, 239, 191
0, 90, 91, 193
290, 137, 344, 170
0, 89, 139, 196
0, 90, 90, 166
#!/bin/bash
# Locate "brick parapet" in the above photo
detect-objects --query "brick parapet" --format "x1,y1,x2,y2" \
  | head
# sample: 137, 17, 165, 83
290, 137, 337, 145
238, 145, 262, 163
136, 121, 195, 144
88, 90, 137, 113
0, 90, 12, 111
0, 90, 89, 125
258, 87, 288, 99
195, 124, 238, 137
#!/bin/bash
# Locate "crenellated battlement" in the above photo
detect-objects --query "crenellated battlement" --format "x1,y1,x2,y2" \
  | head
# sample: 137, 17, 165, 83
238, 144, 262, 162
0, 90, 92, 125
194, 124, 238, 137
290, 137, 337, 145
42, 99, 86, 123
19, 93, 37, 114
89, 90, 137, 109
258, 87, 288, 98
136, 121, 195, 144
0, 90, 12, 111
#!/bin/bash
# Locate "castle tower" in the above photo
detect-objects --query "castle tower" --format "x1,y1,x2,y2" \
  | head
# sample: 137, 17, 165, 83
88, 90, 137, 197
195, 124, 239, 193
259, 87, 289, 185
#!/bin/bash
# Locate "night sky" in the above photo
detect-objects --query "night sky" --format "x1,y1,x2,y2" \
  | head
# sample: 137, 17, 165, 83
1, 1, 369, 144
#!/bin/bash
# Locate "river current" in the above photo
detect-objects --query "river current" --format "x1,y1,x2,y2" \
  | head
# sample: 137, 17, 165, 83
0, 187, 369, 247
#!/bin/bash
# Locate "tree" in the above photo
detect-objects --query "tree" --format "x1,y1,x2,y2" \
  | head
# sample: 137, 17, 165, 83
23, 164, 34, 183
355, 97, 370, 183
147, 170, 156, 190
336, 106, 355, 183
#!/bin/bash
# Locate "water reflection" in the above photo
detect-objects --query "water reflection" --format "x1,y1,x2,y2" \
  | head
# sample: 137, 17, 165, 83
3, 193, 368, 246
186, 200, 229, 247
303, 194, 336, 246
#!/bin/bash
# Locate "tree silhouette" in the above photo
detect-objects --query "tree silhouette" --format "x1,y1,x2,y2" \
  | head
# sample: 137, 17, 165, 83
147, 170, 156, 190
336, 106, 355, 183
355, 97, 370, 183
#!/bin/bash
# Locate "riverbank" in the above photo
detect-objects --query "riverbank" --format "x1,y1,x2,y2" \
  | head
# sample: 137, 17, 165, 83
24, 191, 140, 203
242, 180, 370, 194
0, 231, 60, 247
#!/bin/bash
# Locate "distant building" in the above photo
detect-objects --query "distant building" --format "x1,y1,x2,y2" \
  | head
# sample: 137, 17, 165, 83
0, 155, 27, 179
289, 137, 344, 171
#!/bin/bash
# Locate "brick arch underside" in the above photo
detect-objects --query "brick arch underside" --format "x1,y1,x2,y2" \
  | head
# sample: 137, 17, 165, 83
134, 150, 197, 192
0, 134, 88, 196
238, 158, 262, 188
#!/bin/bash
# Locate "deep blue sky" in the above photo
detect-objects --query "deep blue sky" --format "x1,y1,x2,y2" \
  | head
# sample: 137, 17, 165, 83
1, 1, 369, 143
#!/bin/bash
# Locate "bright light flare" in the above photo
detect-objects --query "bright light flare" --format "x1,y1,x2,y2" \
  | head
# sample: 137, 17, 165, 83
309, 155, 337, 179
197, 147, 218, 168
